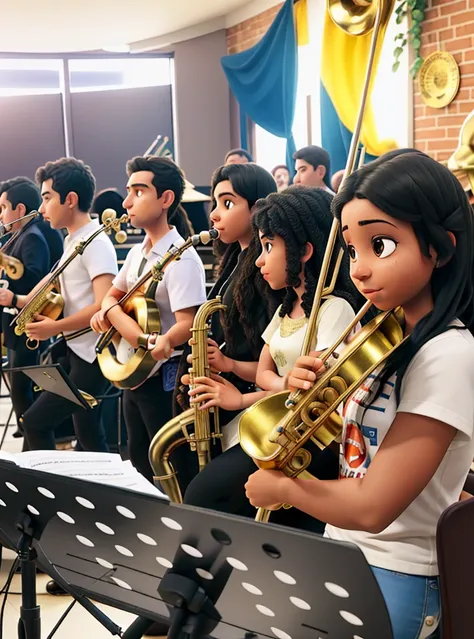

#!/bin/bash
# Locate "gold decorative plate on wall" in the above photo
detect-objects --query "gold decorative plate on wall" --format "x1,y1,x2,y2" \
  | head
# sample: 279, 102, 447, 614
419, 51, 460, 109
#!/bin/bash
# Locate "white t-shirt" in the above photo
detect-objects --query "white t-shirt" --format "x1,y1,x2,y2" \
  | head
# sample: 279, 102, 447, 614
59, 219, 118, 363
223, 296, 356, 451
262, 296, 356, 376
325, 322, 474, 576
112, 226, 207, 380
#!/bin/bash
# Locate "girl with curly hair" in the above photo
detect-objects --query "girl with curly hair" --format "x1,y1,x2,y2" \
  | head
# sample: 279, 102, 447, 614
183, 185, 364, 532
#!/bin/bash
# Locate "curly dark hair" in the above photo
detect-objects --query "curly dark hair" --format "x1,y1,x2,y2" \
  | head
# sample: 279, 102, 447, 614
35, 157, 96, 212
210, 163, 279, 356
333, 148, 474, 402
252, 185, 363, 318
126, 155, 185, 217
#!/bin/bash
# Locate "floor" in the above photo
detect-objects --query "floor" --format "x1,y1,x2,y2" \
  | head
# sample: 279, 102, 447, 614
0, 397, 167, 638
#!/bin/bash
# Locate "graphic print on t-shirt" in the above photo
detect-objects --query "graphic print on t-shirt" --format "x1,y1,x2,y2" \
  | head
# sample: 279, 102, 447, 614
340, 373, 396, 479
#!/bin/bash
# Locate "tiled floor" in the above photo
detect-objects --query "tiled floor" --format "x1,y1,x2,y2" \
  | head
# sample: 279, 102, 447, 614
0, 398, 166, 638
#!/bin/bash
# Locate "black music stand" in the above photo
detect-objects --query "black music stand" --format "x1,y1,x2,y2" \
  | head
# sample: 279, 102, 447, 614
0, 461, 393, 639
4, 363, 92, 410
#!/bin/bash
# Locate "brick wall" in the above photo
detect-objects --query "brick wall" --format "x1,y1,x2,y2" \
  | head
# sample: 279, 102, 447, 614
227, 3, 283, 54
414, 0, 474, 162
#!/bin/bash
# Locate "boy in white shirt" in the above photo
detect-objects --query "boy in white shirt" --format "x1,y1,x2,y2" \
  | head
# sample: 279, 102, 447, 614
17, 158, 118, 452
91, 156, 206, 483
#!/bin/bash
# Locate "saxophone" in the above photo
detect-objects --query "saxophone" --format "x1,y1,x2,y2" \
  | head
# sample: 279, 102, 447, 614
12, 209, 128, 350
95, 229, 218, 389
149, 296, 226, 502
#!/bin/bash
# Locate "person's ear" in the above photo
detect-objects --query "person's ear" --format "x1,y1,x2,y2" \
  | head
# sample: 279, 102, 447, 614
65, 191, 79, 209
160, 189, 175, 211
431, 232, 456, 268
301, 241, 313, 264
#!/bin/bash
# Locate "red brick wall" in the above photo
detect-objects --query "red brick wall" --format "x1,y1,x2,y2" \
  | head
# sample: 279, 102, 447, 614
414, 0, 474, 162
227, 4, 283, 54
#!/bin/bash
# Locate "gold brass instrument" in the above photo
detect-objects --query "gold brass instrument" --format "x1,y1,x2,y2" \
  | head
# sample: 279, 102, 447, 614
446, 109, 474, 193
12, 209, 128, 350
95, 229, 219, 390
0, 210, 40, 280
0, 252, 24, 281
149, 295, 226, 503
239, 0, 405, 522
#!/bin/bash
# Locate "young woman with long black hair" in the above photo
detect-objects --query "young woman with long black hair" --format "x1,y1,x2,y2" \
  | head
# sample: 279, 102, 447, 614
246, 150, 474, 639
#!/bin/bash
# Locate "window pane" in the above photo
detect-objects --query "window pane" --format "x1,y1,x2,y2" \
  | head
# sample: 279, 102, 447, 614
0, 59, 62, 96
68, 58, 172, 93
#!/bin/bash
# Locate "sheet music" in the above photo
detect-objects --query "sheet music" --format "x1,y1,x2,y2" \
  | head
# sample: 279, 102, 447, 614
0, 450, 169, 500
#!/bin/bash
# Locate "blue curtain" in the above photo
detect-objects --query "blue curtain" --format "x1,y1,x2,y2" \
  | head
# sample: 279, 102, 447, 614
320, 83, 377, 173
221, 0, 297, 171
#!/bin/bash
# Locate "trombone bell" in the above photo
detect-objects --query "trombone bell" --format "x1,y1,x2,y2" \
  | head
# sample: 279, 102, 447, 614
328, 0, 393, 36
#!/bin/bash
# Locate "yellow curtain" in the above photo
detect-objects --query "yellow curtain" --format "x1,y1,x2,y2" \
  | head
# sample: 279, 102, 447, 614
294, 0, 309, 47
321, 10, 398, 157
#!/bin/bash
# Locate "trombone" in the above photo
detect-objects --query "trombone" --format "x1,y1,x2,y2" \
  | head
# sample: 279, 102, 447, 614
238, 0, 404, 523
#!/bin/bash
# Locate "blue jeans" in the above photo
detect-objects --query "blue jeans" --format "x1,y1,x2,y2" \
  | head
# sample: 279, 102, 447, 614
372, 566, 440, 639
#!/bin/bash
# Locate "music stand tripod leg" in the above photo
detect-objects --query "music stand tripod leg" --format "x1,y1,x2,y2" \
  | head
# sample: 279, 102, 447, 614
15, 513, 40, 639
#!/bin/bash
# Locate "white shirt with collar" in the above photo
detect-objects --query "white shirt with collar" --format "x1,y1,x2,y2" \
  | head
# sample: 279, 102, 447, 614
59, 218, 118, 363
112, 226, 207, 380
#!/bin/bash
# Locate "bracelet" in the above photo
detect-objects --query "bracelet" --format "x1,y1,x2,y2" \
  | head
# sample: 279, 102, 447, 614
11, 293, 17, 308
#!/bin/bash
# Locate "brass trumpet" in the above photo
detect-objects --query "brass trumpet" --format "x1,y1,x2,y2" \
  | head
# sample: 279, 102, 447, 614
13, 208, 128, 350
239, 0, 403, 523
0, 211, 40, 280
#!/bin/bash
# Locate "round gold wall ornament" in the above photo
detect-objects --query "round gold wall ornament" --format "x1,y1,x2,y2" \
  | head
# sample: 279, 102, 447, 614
419, 51, 460, 109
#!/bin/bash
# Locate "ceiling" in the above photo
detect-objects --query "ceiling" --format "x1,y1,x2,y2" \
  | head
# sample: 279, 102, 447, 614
1, 0, 255, 53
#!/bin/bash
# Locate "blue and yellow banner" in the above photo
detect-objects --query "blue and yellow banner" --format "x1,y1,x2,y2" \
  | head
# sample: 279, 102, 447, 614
295, 0, 309, 47
320, 7, 398, 171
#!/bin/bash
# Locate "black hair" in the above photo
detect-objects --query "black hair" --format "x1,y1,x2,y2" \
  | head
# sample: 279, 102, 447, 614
293, 145, 331, 188
333, 148, 474, 402
169, 204, 195, 239
92, 188, 126, 217
35, 157, 96, 213
211, 163, 279, 356
225, 148, 253, 163
126, 155, 185, 217
252, 185, 362, 318
0, 177, 41, 214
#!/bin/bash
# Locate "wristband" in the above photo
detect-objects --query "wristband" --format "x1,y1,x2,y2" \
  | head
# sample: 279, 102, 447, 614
11, 293, 18, 308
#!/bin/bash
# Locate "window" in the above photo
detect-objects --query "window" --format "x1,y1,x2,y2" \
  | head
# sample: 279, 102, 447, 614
0, 58, 63, 97
68, 57, 172, 93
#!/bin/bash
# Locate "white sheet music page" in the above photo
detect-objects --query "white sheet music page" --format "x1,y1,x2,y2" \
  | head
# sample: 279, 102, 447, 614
1, 450, 169, 500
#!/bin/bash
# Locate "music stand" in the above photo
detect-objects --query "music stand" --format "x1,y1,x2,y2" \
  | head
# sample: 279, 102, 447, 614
0, 461, 393, 639
4, 363, 91, 410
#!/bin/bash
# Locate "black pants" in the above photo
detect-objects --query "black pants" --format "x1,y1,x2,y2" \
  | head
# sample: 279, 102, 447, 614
9, 343, 39, 425
22, 348, 109, 452
123, 366, 198, 488
184, 442, 339, 534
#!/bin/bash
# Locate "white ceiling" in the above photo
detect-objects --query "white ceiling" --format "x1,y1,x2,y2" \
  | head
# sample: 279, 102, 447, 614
1, 0, 278, 53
